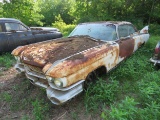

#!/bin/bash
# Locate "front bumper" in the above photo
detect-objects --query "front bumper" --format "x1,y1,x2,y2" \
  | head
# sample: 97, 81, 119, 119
150, 58, 160, 66
15, 62, 85, 105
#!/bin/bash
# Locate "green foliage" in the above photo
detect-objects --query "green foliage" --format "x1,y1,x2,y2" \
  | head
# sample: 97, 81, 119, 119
102, 100, 160, 120
21, 115, 30, 120
101, 97, 138, 120
1, 0, 160, 34
32, 99, 49, 120
2, 92, 12, 102
101, 97, 160, 120
0, 53, 15, 68
71, 0, 160, 27
149, 23, 160, 35
0, 2, 3, 17
137, 102, 160, 120
52, 14, 75, 36
137, 72, 160, 105
2, 0, 44, 26
84, 78, 119, 112
39, 0, 75, 26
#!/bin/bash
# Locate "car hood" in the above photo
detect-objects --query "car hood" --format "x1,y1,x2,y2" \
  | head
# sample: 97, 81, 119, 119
30, 27, 59, 31
12, 36, 105, 68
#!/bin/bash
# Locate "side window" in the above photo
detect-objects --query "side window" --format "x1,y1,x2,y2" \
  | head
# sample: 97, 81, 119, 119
5, 23, 28, 32
128, 25, 135, 35
118, 25, 128, 38
19, 24, 28, 31
0, 24, 2, 32
5, 23, 19, 31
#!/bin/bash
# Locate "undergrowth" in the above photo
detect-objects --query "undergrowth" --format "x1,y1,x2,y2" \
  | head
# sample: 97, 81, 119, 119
0, 52, 15, 68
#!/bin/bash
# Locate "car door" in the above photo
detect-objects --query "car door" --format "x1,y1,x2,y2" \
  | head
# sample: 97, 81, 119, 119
117, 24, 136, 62
5, 22, 35, 51
0, 23, 9, 53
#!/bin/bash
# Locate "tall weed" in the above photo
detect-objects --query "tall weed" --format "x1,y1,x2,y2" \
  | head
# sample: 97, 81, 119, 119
84, 78, 119, 112
137, 72, 160, 105
101, 97, 138, 120
101, 97, 160, 120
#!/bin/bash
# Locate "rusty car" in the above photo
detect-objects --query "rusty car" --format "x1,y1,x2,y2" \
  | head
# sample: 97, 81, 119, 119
150, 41, 160, 66
12, 21, 149, 105
0, 18, 62, 53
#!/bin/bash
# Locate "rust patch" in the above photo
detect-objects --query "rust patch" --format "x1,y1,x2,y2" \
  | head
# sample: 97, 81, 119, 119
65, 58, 106, 87
138, 42, 143, 48
19, 36, 105, 68
48, 44, 117, 78
118, 38, 134, 58
11, 46, 27, 56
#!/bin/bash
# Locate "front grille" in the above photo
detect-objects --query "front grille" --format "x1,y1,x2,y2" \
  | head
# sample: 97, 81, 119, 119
26, 64, 43, 73
24, 64, 46, 80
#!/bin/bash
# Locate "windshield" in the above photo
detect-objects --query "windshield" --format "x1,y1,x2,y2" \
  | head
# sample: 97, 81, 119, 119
69, 23, 117, 41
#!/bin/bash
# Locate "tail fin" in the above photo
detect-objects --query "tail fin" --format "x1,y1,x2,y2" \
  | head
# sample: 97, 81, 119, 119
140, 26, 149, 34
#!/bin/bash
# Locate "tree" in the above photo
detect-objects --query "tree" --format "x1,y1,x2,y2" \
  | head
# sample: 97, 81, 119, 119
39, 0, 75, 26
0, 2, 3, 17
2, 0, 44, 26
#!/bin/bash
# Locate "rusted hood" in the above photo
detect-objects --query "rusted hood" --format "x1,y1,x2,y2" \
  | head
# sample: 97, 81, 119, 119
12, 36, 105, 68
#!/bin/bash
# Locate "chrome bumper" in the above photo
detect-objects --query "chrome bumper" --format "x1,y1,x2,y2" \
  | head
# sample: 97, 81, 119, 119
47, 80, 84, 105
150, 58, 160, 66
14, 63, 85, 105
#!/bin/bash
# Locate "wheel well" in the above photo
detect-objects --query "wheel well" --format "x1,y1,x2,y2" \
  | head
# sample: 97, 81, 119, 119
85, 66, 107, 81
84, 66, 107, 88
95, 66, 107, 76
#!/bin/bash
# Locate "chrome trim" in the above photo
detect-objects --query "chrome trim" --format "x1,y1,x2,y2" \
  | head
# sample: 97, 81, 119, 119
47, 80, 84, 105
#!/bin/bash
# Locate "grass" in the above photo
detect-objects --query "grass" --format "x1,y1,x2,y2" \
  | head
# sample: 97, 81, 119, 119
0, 35, 160, 119
0, 52, 15, 68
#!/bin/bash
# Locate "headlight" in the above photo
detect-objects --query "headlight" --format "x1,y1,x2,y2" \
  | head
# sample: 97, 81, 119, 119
14, 56, 20, 62
54, 79, 63, 87
46, 76, 54, 82
46, 76, 67, 88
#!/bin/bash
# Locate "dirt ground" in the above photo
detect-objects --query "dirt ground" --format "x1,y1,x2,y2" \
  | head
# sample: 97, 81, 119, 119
0, 67, 101, 120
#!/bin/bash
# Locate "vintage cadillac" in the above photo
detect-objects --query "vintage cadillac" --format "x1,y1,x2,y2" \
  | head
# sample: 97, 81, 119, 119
12, 21, 149, 105
150, 41, 160, 66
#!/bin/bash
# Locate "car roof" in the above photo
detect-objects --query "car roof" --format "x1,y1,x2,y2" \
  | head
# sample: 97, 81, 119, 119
0, 18, 21, 23
79, 21, 132, 25
0, 18, 29, 29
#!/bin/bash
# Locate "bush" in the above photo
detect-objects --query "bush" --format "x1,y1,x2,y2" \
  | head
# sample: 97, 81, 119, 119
52, 14, 75, 36
149, 23, 160, 35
